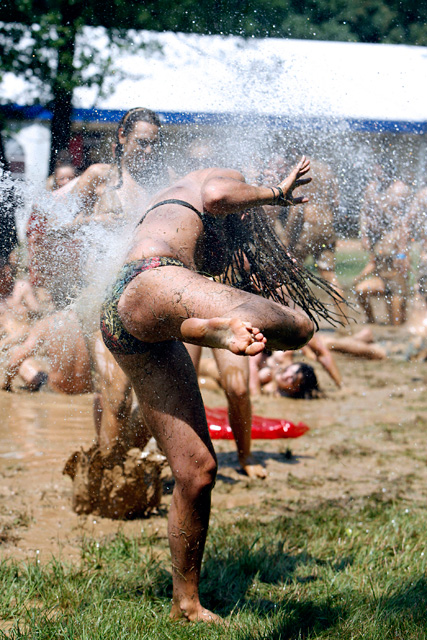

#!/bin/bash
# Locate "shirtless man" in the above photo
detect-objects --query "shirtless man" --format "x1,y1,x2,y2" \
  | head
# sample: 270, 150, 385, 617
355, 178, 412, 325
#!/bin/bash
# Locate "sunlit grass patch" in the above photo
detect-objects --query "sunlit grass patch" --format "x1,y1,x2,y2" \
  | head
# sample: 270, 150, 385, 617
0, 498, 426, 639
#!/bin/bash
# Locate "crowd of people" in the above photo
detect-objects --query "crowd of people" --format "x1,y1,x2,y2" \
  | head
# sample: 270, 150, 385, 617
1, 107, 427, 623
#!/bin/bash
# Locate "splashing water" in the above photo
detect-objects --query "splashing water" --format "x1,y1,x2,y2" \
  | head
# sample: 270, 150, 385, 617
2, 32, 427, 337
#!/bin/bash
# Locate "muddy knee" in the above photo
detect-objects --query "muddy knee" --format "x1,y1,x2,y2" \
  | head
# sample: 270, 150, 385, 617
289, 313, 314, 350
174, 456, 218, 502
220, 366, 249, 402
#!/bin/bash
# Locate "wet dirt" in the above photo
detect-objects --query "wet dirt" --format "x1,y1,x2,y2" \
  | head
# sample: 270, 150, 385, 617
0, 317, 426, 564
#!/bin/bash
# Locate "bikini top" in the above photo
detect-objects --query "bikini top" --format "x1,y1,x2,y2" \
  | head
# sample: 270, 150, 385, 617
136, 198, 230, 276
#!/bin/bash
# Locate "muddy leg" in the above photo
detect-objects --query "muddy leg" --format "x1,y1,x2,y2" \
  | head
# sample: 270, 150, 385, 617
118, 266, 314, 353
355, 278, 385, 325
213, 349, 266, 479
94, 334, 150, 454
115, 342, 221, 623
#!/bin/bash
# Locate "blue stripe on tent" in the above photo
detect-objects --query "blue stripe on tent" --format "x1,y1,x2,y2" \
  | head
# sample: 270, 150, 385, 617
2, 104, 427, 134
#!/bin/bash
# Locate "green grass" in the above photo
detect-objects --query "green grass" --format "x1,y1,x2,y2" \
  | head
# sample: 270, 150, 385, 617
335, 249, 370, 288
1, 497, 427, 639
304, 247, 370, 290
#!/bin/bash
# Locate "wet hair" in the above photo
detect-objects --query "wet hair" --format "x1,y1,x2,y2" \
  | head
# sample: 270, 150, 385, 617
282, 363, 320, 399
217, 208, 347, 328
54, 151, 75, 172
114, 108, 161, 189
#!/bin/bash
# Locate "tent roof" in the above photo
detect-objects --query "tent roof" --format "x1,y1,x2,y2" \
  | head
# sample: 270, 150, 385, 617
2, 29, 427, 131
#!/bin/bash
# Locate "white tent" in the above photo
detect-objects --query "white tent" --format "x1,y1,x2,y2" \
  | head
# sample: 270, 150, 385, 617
2, 28, 427, 128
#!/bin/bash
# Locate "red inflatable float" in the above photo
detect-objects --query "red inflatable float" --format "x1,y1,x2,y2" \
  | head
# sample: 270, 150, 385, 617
205, 407, 309, 440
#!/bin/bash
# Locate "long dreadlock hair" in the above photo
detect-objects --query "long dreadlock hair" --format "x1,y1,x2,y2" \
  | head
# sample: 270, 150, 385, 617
217, 207, 347, 329
114, 108, 162, 190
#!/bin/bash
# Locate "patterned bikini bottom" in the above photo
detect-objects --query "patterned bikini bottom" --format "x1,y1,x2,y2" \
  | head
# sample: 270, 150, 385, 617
100, 256, 186, 355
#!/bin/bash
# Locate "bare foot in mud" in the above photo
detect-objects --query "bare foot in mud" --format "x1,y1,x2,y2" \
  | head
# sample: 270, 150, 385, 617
170, 602, 223, 624
240, 455, 267, 479
181, 317, 266, 355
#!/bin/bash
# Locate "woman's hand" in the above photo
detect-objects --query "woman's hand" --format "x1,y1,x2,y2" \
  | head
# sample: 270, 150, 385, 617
276, 156, 312, 206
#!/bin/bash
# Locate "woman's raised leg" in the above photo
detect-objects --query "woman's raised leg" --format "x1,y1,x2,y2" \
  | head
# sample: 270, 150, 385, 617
118, 266, 314, 353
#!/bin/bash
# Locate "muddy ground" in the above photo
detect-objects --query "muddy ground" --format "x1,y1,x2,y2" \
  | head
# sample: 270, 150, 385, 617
0, 317, 426, 564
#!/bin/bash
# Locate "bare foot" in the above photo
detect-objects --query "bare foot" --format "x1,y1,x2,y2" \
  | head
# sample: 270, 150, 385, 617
354, 327, 374, 343
181, 317, 266, 355
240, 455, 267, 479
170, 602, 223, 624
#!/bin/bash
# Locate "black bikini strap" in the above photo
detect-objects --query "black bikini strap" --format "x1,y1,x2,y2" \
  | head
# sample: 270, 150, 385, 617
137, 199, 203, 227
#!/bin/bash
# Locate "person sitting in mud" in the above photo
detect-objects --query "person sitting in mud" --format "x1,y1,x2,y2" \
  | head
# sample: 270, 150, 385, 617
99, 156, 344, 623
2, 309, 93, 395
355, 179, 412, 325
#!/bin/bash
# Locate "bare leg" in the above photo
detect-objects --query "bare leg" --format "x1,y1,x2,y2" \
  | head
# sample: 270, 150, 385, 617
355, 277, 385, 324
186, 346, 266, 479
118, 266, 314, 352
321, 335, 386, 360
114, 343, 220, 623
93, 334, 150, 454
213, 349, 266, 479
248, 352, 266, 396
353, 327, 374, 343
387, 292, 407, 326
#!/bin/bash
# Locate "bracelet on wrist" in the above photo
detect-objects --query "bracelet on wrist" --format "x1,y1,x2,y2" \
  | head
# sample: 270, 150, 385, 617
274, 185, 290, 206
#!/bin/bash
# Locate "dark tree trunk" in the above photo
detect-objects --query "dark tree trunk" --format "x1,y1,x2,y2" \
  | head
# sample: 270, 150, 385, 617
49, 32, 76, 174
0, 128, 10, 172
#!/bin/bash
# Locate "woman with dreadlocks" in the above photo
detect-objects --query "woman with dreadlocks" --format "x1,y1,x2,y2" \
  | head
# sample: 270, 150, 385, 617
100, 157, 344, 623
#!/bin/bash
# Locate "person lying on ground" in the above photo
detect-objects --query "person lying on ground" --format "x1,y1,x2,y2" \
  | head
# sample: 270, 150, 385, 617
248, 329, 386, 397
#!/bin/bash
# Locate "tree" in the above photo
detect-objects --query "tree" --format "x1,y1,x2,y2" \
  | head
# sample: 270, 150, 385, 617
1, 0, 426, 170
0, 0, 161, 171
